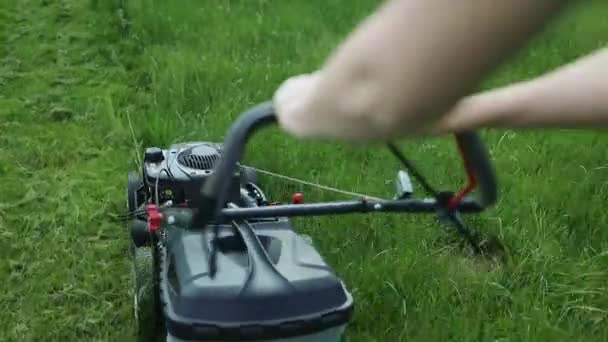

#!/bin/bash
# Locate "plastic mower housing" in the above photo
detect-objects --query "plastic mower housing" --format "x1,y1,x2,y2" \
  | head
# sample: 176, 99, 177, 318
160, 216, 353, 342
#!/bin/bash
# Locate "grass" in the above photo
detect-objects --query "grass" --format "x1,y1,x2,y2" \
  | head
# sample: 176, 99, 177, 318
1, 0, 607, 340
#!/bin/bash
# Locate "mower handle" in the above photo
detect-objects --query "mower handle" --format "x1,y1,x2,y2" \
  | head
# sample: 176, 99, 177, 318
196, 101, 497, 226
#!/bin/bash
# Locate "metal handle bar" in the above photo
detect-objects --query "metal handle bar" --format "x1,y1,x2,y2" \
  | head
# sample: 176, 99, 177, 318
194, 101, 497, 227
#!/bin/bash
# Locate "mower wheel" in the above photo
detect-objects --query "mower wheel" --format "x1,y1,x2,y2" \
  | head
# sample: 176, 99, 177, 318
131, 219, 151, 248
132, 246, 162, 342
240, 166, 259, 186
127, 171, 143, 214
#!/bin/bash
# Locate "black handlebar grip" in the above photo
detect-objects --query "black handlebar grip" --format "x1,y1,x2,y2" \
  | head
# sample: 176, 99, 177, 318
454, 131, 498, 208
199, 101, 276, 223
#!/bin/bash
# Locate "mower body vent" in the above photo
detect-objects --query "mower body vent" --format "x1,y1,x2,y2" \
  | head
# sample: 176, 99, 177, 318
177, 144, 222, 170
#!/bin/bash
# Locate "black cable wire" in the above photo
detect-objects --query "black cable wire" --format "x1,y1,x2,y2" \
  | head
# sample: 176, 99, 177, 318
386, 143, 439, 197
386, 142, 483, 255
443, 210, 482, 255
208, 224, 219, 278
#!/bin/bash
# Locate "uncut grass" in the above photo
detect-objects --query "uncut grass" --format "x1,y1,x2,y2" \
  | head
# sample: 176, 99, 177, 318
0, 0, 607, 340
0, 0, 136, 340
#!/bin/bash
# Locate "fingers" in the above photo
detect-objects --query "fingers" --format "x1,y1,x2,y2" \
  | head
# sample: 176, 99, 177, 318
273, 72, 322, 138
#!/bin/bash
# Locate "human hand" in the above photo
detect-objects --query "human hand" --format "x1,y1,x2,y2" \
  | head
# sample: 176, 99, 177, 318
273, 70, 439, 142
431, 47, 608, 133
272, 71, 323, 139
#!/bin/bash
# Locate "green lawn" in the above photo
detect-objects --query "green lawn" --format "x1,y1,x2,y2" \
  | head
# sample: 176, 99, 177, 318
1, 0, 608, 341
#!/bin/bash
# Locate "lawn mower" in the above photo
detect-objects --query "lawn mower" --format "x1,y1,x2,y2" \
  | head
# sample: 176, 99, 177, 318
124, 101, 499, 342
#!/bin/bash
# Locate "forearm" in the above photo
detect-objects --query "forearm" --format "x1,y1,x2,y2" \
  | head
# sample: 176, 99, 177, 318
435, 47, 608, 132
292, 0, 566, 140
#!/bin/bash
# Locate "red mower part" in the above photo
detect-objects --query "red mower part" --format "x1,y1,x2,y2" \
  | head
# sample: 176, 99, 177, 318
448, 136, 478, 210
146, 204, 163, 233
292, 192, 304, 204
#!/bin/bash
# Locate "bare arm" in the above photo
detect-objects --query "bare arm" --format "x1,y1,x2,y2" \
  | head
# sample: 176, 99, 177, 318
274, 0, 566, 141
433, 47, 608, 133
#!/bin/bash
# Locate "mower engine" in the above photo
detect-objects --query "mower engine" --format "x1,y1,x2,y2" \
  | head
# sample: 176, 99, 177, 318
127, 141, 354, 342
138, 142, 245, 209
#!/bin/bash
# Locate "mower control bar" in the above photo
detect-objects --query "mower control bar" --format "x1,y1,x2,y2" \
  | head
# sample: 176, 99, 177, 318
196, 101, 498, 227
148, 196, 482, 232
220, 197, 483, 220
